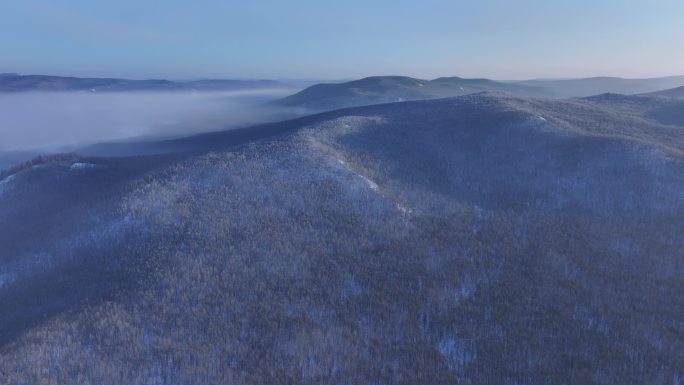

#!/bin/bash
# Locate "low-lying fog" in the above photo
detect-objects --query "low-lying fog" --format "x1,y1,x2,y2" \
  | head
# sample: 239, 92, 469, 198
0, 89, 300, 168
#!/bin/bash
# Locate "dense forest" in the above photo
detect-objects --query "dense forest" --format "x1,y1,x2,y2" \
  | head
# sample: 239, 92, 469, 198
1, 93, 683, 384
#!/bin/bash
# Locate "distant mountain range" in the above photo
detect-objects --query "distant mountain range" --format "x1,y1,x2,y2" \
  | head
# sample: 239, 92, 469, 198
5, 72, 684, 104
0, 73, 288, 92
514, 76, 684, 98
275, 76, 551, 110
275, 75, 684, 111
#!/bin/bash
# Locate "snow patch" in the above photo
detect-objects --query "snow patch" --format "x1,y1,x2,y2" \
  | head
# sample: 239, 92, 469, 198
0, 174, 16, 195
396, 203, 413, 214
358, 174, 378, 191
0, 174, 15, 186
70, 162, 97, 171
333, 157, 378, 191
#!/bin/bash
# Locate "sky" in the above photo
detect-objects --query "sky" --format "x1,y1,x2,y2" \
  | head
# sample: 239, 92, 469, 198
1, 0, 683, 80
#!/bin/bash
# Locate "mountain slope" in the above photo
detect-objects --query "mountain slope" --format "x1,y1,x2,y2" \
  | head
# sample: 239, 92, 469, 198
0, 73, 286, 92
643, 85, 684, 99
515, 76, 684, 98
584, 93, 684, 127
275, 76, 551, 110
1, 93, 683, 384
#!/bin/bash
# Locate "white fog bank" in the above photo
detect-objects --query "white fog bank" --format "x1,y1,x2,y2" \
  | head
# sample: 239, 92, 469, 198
0, 89, 299, 153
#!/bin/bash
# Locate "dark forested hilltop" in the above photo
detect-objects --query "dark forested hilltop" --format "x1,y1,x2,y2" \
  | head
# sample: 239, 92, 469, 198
274, 76, 552, 110
1, 93, 683, 384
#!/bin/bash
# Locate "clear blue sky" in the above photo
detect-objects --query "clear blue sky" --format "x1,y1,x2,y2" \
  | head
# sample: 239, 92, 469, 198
1, 0, 683, 80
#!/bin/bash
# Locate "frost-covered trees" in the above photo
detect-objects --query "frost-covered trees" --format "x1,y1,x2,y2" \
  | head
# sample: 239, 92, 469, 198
1, 94, 683, 384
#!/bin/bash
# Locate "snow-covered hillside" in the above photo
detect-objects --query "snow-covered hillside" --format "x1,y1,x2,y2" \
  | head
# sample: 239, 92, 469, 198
1, 93, 683, 384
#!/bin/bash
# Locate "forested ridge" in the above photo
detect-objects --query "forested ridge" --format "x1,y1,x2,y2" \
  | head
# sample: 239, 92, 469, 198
1, 93, 683, 384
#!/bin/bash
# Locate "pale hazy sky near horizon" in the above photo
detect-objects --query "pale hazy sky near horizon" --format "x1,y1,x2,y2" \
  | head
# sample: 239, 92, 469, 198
1, 0, 683, 80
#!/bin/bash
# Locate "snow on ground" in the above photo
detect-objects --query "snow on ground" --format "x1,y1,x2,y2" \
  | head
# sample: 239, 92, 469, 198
396, 203, 413, 214
70, 162, 97, 171
0, 174, 15, 186
0, 174, 15, 195
358, 173, 379, 191
0, 165, 48, 196
334, 157, 378, 191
